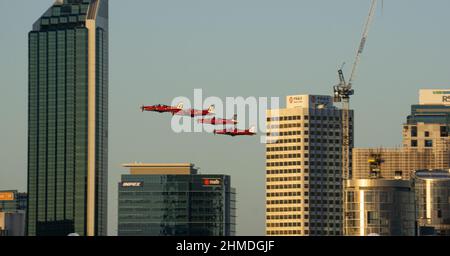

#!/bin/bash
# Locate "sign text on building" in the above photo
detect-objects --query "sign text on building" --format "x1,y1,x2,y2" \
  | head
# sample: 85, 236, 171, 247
120, 182, 143, 187
420, 89, 450, 105
0, 192, 14, 201
202, 178, 222, 186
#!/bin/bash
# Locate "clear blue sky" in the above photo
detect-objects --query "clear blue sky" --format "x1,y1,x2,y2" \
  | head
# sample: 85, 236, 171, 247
1, 0, 449, 235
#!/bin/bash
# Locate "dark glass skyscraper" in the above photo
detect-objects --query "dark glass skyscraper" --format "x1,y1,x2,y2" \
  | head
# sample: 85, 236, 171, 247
27, 0, 108, 236
118, 163, 236, 236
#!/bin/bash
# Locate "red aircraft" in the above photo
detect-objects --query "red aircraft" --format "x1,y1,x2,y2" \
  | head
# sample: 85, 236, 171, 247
214, 127, 256, 137
141, 103, 183, 114
174, 105, 215, 117
198, 114, 238, 125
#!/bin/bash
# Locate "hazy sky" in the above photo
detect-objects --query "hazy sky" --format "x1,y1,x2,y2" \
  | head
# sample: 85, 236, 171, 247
1, 0, 449, 236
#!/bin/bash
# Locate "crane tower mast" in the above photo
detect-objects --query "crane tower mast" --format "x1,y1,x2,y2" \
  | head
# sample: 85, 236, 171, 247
334, 0, 379, 235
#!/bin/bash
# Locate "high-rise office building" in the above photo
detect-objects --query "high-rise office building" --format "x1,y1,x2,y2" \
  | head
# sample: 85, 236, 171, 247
353, 89, 450, 180
413, 169, 450, 236
27, 0, 109, 236
118, 163, 236, 236
265, 94, 353, 236
344, 179, 416, 236
0, 191, 27, 236
349, 89, 450, 236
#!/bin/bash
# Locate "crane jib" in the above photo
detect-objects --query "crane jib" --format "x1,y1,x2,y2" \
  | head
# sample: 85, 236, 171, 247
358, 37, 367, 54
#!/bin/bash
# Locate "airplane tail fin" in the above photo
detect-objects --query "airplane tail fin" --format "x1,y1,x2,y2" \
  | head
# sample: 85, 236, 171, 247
249, 126, 256, 133
208, 105, 215, 114
177, 102, 184, 109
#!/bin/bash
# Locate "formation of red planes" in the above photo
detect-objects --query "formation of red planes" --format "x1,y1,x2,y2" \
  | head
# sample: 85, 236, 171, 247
141, 103, 256, 137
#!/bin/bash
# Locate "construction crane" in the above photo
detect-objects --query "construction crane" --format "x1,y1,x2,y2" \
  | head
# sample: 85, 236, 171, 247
335, 0, 378, 179
334, 0, 379, 235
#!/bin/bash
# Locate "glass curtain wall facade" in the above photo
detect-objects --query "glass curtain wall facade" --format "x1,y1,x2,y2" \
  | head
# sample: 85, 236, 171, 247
414, 170, 450, 236
344, 179, 416, 236
407, 105, 450, 125
118, 175, 236, 236
27, 0, 108, 236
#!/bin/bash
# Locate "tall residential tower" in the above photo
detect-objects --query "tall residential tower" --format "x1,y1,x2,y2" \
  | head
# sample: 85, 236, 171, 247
27, 0, 108, 236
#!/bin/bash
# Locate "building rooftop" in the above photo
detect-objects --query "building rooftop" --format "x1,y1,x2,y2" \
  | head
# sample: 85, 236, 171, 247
122, 163, 194, 168
122, 163, 198, 175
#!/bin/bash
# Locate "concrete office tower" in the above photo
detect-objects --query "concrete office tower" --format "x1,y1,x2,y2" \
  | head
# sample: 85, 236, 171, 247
344, 179, 416, 236
27, 0, 109, 236
353, 89, 450, 180
118, 163, 236, 236
266, 95, 353, 236
414, 169, 450, 236
0, 191, 27, 236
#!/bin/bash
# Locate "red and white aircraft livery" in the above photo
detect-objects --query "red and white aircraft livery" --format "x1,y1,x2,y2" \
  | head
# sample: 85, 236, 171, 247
141, 103, 183, 114
214, 127, 256, 137
198, 114, 238, 125
174, 105, 215, 117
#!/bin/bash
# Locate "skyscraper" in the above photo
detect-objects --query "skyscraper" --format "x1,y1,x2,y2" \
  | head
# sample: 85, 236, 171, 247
265, 95, 353, 236
352, 89, 450, 180
349, 89, 450, 236
27, 0, 108, 236
118, 163, 236, 236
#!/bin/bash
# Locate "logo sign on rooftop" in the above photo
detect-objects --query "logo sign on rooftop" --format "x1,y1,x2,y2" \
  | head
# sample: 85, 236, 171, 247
286, 95, 333, 109
0, 192, 15, 201
420, 89, 450, 106
202, 178, 222, 186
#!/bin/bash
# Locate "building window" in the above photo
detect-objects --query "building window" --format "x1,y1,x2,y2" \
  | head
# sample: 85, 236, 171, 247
367, 211, 378, 225
440, 126, 448, 137
347, 192, 354, 202
425, 140, 433, 147
411, 126, 417, 137
425, 131, 430, 137
394, 171, 403, 180
411, 140, 418, 147
365, 192, 374, 203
